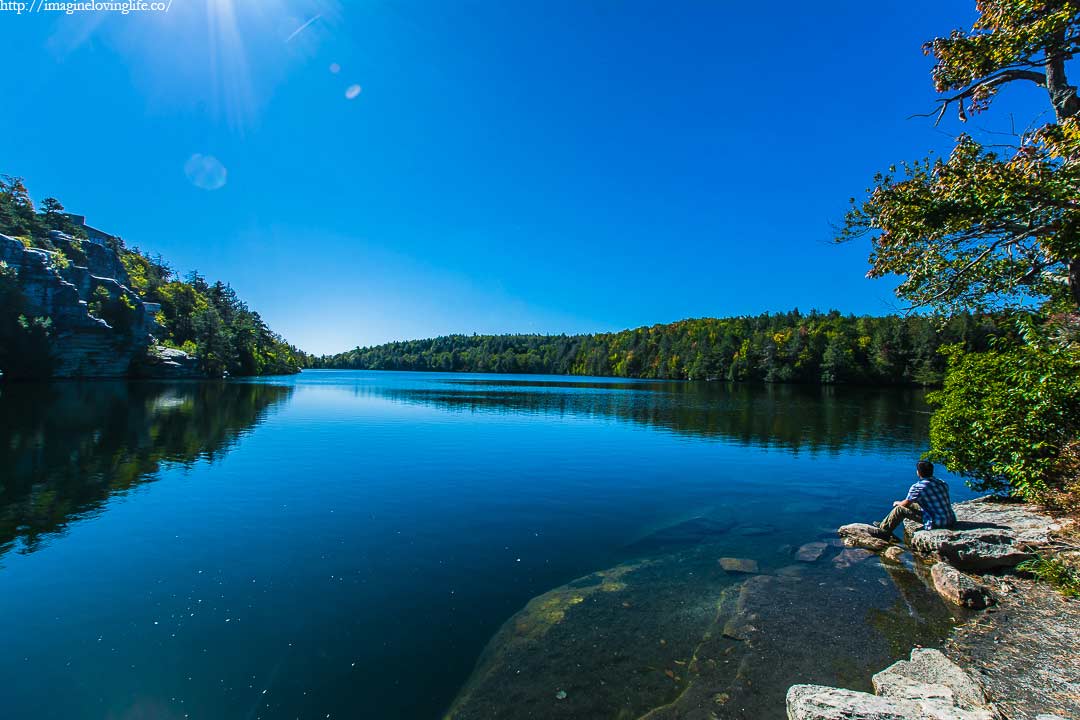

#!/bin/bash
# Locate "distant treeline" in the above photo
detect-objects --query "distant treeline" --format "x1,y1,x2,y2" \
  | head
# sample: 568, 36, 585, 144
309, 311, 1008, 385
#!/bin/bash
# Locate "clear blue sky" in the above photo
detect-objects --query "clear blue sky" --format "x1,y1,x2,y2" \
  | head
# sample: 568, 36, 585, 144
0, 1, 1044, 354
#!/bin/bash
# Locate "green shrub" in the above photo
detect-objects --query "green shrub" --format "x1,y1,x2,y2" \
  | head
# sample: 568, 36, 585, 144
87, 285, 139, 335
1017, 555, 1080, 598
927, 321, 1080, 500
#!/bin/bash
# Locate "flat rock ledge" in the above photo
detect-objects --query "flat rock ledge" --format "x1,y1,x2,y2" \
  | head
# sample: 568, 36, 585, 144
787, 649, 992, 720
903, 498, 1062, 571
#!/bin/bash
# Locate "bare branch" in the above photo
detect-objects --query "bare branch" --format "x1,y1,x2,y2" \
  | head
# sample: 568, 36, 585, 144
910, 70, 1048, 125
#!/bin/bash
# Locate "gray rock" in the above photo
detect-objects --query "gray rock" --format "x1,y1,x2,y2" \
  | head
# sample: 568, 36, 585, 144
796, 541, 828, 562
930, 562, 995, 610
786, 684, 991, 720
909, 527, 1034, 571
871, 649, 987, 711
838, 523, 895, 552
0, 233, 172, 379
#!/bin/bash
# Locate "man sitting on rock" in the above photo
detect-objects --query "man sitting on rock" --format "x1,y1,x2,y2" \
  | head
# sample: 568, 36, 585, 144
876, 460, 957, 535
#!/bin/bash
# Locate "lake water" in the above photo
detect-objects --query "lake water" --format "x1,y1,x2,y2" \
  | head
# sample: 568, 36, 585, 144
0, 371, 970, 719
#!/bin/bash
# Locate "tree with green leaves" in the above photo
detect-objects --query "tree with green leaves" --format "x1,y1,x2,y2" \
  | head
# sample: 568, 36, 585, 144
841, 2, 1080, 502
839, 0, 1080, 313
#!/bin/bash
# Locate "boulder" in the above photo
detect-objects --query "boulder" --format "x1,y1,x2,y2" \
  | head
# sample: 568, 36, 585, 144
786, 684, 991, 720
838, 523, 896, 552
929, 562, 995, 610
909, 527, 1034, 571
871, 649, 987, 711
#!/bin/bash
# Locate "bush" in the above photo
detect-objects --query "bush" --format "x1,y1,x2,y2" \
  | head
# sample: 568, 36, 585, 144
927, 321, 1080, 500
1017, 556, 1080, 598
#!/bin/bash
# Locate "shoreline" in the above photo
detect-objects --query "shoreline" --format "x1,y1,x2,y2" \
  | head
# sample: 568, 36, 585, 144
797, 498, 1078, 720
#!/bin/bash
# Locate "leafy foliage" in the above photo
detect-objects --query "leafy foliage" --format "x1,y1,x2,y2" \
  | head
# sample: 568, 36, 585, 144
312, 310, 1005, 385
839, 1, 1080, 313
842, 2, 1080, 502
1017, 554, 1080, 597
927, 319, 1080, 499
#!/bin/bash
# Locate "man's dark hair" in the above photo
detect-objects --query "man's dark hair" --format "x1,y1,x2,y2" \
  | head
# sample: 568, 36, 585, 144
916, 460, 934, 478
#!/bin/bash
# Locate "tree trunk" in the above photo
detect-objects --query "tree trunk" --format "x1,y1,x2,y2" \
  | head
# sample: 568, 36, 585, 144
1046, 33, 1080, 121
1070, 257, 1080, 309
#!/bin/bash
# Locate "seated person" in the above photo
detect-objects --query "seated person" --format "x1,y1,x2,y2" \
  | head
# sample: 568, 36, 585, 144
877, 460, 957, 535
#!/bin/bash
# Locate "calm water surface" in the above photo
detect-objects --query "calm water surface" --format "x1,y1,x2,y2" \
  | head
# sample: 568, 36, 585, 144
0, 371, 969, 719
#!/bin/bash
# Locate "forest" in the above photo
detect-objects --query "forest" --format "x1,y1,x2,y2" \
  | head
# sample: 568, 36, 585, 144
0, 175, 304, 377
309, 310, 1005, 386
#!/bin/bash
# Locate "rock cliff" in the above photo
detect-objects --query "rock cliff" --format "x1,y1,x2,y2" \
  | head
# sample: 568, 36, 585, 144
0, 232, 198, 379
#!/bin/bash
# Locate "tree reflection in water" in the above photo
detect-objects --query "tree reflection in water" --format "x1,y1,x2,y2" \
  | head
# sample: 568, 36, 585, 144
0, 381, 292, 559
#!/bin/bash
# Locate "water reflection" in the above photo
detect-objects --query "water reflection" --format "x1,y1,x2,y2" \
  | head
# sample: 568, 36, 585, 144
375, 377, 931, 453
0, 381, 292, 558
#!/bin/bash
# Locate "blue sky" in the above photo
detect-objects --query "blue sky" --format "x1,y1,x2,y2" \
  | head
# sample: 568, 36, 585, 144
0, 1, 1046, 354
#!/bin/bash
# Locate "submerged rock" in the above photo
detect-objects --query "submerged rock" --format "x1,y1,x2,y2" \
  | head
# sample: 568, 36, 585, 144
832, 548, 873, 569
796, 542, 828, 562
447, 539, 956, 719
929, 563, 994, 610
719, 557, 759, 573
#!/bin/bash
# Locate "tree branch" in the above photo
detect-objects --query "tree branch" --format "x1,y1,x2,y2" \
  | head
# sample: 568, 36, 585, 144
911, 70, 1048, 125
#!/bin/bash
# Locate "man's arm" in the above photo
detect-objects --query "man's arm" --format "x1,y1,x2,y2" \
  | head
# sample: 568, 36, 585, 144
892, 499, 913, 508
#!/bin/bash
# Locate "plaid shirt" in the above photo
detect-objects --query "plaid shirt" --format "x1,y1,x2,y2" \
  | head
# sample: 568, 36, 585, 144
907, 476, 956, 530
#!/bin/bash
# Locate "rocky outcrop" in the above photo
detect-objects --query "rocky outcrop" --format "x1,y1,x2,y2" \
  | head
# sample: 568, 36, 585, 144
823, 498, 1077, 719
929, 562, 994, 610
787, 649, 992, 720
903, 498, 1059, 571
0, 233, 197, 379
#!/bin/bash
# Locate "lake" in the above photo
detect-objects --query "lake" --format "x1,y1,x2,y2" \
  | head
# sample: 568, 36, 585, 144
0, 371, 969, 719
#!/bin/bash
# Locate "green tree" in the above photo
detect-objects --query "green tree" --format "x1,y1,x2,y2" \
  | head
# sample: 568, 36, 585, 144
928, 326, 1080, 499
839, 1, 1080, 313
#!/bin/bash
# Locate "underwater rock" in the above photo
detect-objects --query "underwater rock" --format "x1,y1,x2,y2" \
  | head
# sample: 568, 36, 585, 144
719, 557, 759, 573
929, 563, 994, 610
832, 548, 873, 569
796, 542, 828, 562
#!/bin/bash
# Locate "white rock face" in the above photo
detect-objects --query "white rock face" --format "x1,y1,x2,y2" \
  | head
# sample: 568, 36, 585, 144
788, 649, 992, 720
872, 649, 986, 710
